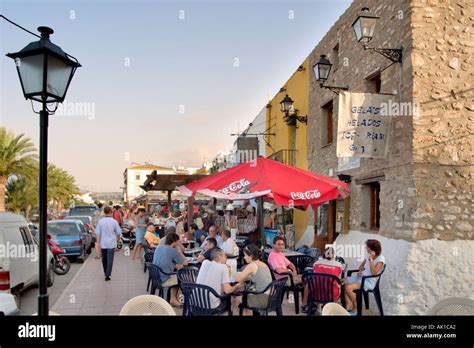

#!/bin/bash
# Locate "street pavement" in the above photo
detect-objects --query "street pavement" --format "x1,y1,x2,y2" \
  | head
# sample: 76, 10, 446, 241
19, 258, 87, 315
51, 247, 148, 315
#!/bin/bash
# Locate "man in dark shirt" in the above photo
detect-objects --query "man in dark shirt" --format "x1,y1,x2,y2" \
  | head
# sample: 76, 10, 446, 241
197, 237, 219, 263
191, 223, 207, 246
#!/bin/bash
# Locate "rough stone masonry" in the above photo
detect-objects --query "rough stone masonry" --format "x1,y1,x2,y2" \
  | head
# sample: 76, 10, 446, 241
306, 0, 473, 242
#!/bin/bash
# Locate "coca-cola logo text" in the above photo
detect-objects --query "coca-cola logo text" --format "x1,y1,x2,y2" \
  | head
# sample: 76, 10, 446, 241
218, 178, 250, 194
290, 190, 321, 200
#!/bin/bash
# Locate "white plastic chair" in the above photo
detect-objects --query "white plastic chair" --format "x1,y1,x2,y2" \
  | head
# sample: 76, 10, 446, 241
119, 295, 176, 315
322, 302, 350, 316
427, 297, 474, 315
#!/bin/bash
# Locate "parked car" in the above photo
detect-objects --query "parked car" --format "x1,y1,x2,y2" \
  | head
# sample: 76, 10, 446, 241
27, 221, 39, 240
0, 293, 19, 315
69, 205, 97, 218
47, 220, 92, 263
0, 213, 55, 307
63, 215, 96, 243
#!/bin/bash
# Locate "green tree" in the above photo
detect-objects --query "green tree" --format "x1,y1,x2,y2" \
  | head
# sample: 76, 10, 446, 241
0, 127, 38, 212
5, 177, 38, 217
47, 164, 79, 214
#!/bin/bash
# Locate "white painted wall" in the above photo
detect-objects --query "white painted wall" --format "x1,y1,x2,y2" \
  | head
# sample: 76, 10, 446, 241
232, 106, 267, 165
334, 230, 474, 315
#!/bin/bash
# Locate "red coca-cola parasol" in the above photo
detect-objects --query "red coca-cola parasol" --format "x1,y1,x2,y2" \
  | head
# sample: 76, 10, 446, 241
177, 157, 348, 208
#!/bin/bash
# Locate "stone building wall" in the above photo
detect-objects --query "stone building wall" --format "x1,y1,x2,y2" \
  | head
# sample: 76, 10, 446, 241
410, 0, 474, 240
304, 0, 473, 314
307, 0, 417, 240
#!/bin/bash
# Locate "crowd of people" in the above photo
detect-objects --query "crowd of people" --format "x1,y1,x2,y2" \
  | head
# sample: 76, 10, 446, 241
92, 201, 386, 315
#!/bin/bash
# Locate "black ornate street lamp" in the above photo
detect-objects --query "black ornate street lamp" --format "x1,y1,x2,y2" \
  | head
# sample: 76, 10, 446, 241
279, 94, 307, 127
6, 26, 81, 316
313, 55, 348, 93
352, 7, 403, 63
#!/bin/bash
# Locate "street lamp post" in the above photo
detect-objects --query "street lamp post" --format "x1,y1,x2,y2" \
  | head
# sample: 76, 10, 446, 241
313, 55, 349, 93
351, 7, 403, 63
279, 94, 307, 127
6, 26, 81, 316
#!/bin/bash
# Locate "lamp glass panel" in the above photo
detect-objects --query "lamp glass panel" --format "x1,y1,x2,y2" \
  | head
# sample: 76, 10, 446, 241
360, 16, 376, 40
353, 19, 362, 41
319, 64, 331, 80
280, 100, 292, 112
46, 54, 74, 101
17, 54, 44, 96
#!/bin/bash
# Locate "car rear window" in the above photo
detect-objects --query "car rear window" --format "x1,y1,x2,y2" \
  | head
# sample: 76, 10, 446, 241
70, 207, 96, 215
48, 223, 79, 236
65, 216, 90, 224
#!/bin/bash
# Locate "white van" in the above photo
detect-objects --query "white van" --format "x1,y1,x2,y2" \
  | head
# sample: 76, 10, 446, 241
0, 213, 54, 306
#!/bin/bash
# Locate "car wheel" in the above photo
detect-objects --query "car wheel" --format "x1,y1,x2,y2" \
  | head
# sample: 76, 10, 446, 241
47, 262, 55, 287
77, 247, 85, 263
13, 288, 21, 308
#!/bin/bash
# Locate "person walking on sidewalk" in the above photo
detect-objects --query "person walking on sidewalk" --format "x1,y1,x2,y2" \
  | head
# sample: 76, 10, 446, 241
132, 206, 147, 260
95, 206, 122, 281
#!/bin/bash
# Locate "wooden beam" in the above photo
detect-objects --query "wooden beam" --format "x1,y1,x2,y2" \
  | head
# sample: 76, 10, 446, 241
187, 196, 194, 226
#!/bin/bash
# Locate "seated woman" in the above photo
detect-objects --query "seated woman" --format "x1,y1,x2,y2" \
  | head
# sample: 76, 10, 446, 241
235, 245, 273, 310
344, 239, 385, 315
144, 222, 160, 248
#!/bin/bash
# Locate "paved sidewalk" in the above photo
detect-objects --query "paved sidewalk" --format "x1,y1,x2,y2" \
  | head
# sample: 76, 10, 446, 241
52, 249, 148, 315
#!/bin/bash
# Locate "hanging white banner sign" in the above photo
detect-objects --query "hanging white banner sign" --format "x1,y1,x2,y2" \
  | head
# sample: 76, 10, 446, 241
337, 92, 393, 158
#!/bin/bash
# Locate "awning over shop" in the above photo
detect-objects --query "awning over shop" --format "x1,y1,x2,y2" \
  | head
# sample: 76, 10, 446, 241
140, 171, 210, 224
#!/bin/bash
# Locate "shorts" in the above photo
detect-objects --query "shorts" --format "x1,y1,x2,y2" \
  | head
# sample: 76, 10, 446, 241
162, 274, 178, 287
247, 293, 270, 309
346, 275, 376, 291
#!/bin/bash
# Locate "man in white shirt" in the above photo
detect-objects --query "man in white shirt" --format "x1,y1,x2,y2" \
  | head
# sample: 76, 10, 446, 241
201, 225, 223, 249
221, 230, 239, 257
196, 249, 238, 309
95, 206, 122, 281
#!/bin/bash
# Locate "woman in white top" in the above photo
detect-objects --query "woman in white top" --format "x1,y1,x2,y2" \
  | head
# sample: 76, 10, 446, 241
344, 239, 385, 315
221, 229, 239, 280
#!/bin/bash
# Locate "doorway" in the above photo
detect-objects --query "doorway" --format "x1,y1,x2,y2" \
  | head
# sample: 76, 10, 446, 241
313, 200, 337, 252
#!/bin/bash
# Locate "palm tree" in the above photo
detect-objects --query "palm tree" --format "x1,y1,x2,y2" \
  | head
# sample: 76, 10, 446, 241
47, 164, 79, 214
5, 177, 38, 216
0, 128, 38, 212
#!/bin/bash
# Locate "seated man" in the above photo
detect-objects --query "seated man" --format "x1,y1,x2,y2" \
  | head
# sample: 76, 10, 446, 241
201, 225, 223, 249
159, 225, 176, 245
183, 223, 197, 245
153, 232, 188, 307
191, 223, 208, 246
196, 248, 239, 309
267, 236, 302, 285
197, 237, 219, 263
144, 222, 160, 248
